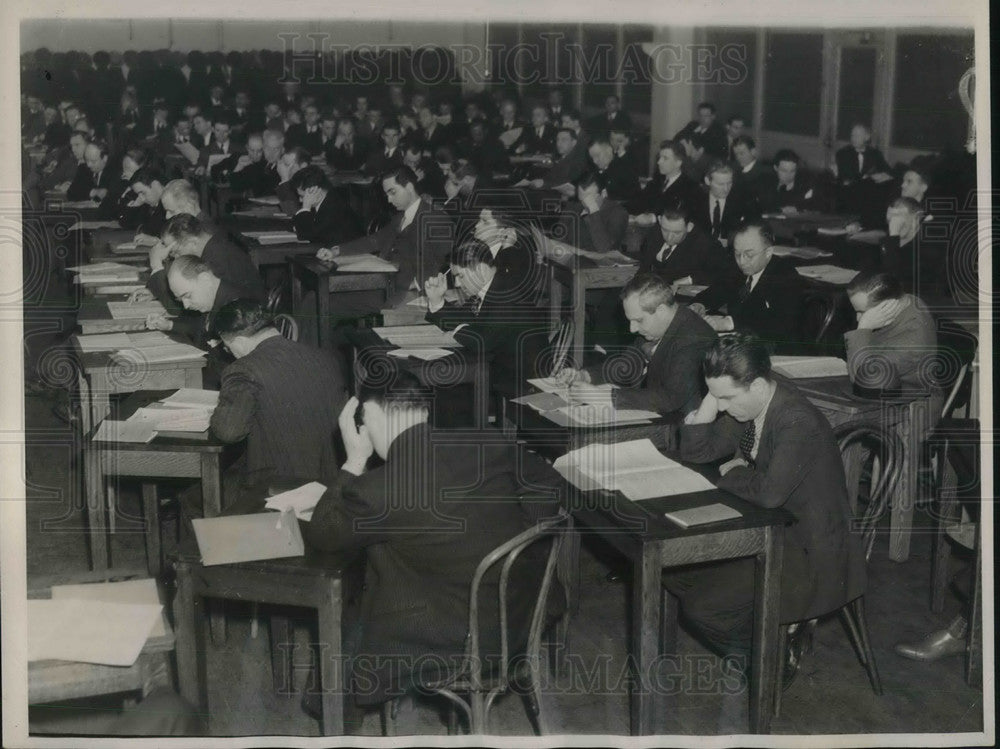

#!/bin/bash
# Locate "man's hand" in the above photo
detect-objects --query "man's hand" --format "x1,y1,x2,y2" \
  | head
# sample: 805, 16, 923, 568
128, 288, 154, 304
632, 213, 656, 227
553, 367, 589, 387
148, 241, 171, 273
338, 396, 373, 474
684, 393, 720, 425
719, 456, 749, 475
887, 213, 906, 237
687, 302, 707, 317
134, 233, 159, 247
276, 160, 292, 183
89, 188, 108, 200
194, 166, 206, 177
703, 314, 735, 332
781, 205, 799, 216
424, 273, 448, 310
580, 192, 602, 215
233, 154, 252, 173
857, 298, 904, 330
145, 313, 173, 331
300, 185, 322, 211
316, 246, 340, 264
444, 179, 461, 199
844, 221, 863, 235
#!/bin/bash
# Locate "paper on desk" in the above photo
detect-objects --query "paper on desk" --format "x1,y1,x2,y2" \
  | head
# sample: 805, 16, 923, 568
207, 153, 230, 168
498, 127, 524, 149
795, 264, 860, 285
770, 245, 833, 260
249, 195, 281, 206
130, 405, 211, 432
28, 599, 163, 666
174, 141, 201, 164
771, 355, 849, 379
68, 220, 122, 231
554, 404, 656, 427
114, 241, 139, 252
405, 295, 430, 308
161, 388, 220, 408
816, 226, 849, 236
510, 391, 568, 412
527, 377, 571, 394
106, 300, 169, 319
192, 512, 305, 566
241, 230, 308, 245
591, 250, 638, 267
60, 200, 101, 209
76, 332, 133, 352
373, 324, 460, 348
52, 578, 166, 637
663, 503, 742, 529
265, 481, 327, 522
332, 253, 399, 273
92, 419, 158, 443
113, 343, 207, 365
126, 330, 175, 347
387, 347, 453, 361
673, 284, 708, 297
848, 229, 887, 245
93, 284, 146, 295
68, 262, 138, 274
75, 273, 142, 285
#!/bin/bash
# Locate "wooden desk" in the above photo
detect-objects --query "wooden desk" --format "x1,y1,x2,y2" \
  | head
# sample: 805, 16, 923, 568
792, 375, 931, 562
77, 298, 153, 335
235, 235, 322, 271
569, 484, 791, 734
289, 256, 394, 350
545, 254, 639, 366
765, 211, 859, 245
84, 391, 225, 572
173, 542, 351, 735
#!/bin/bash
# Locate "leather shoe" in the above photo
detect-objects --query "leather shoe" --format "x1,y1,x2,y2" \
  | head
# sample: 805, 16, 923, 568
782, 628, 806, 692
895, 620, 967, 661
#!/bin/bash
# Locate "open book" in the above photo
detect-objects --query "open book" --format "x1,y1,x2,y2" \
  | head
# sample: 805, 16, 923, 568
554, 438, 714, 501
771, 355, 848, 379
795, 264, 860, 286
332, 253, 399, 273
373, 324, 461, 348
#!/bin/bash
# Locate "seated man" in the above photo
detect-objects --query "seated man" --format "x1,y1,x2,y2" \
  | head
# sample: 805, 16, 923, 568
516, 127, 587, 197
880, 196, 946, 300
302, 373, 562, 720
665, 334, 865, 677
196, 113, 241, 178
417, 106, 451, 158
70, 141, 119, 203
161, 178, 215, 227
678, 132, 712, 185
673, 101, 729, 160
691, 222, 804, 351
835, 123, 891, 191
730, 135, 774, 211
639, 206, 728, 287
226, 132, 272, 196
363, 118, 404, 174
844, 271, 944, 419
325, 117, 369, 171
762, 149, 820, 214
440, 160, 496, 219
127, 167, 168, 240
317, 166, 453, 305
459, 119, 511, 176
402, 143, 446, 199
40, 129, 88, 193
158, 213, 265, 299
690, 162, 760, 245
424, 241, 548, 398
211, 299, 348, 495
285, 102, 324, 156
587, 137, 640, 204
627, 140, 700, 225
291, 165, 364, 246
514, 104, 557, 156
555, 273, 716, 415
555, 172, 629, 254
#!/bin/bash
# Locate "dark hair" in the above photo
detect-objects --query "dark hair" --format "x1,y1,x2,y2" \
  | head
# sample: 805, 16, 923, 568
608, 125, 631, 138
575, 172, 602, 192
846, 271, 903, 304
449, 239, 496, 269
658, 206, 691, 223
679, 132, 705, 151
162, 213, 210, 242
168, 253, 213, 280
556, 127, 577, 141
293, 164, 331, 192
129, 166, 165, 188
706, 161, 734, 179
727, 114, 745, 126
703, 334, 772, 387
215, 299, 275, 338
731, 221, 775, 248
731, 134, 757, 151
773, 148, 800, 166
381, 165, 419, 189
657, 140, 686, 161
288, 147, 312, 168
357, 368, 431, 413
381, 118, 401, 134
619, 273, 676, 310
561, 108, 581, 123
904, 166, 932, 187
697, 101, 716, 114
588, 136, 613, 150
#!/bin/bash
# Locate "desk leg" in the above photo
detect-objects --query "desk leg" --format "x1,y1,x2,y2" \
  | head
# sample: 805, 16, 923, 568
888, 402, 922, 562
750, 525, 784, 734
317, 282, 332, 351
630, 545, 660, 736
84, 445, 109, 570
174, 563, 208, 715
548, 263, 561, 331
572, 272, 586, 368
201, 454, 223, 517
317, 580, 345, 736
141, 483, 161, 577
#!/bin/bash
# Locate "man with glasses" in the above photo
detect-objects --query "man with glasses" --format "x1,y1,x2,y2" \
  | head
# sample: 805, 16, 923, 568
691, 222, 804, 351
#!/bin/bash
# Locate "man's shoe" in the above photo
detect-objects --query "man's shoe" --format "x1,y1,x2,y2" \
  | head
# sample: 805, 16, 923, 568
782, 626, 807, 692
895, 617, 967, 661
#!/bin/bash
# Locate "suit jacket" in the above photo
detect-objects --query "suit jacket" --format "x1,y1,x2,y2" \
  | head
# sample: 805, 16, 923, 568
516, 124, 556, 156
65, 163, 94, 201
627, 172, 701, 217
587, 110, 632, 137
674, 120, 728, 160
638, 225, 730, 286
201, 233, 266, 299
197, 138, 242, 171
363, 146, 404, 175
339, 200, 454, 304
460, 138, 511, 175
689, 190, 761, 242
733, 161, 775, 209
427, 272, 550, 397
678, 380, 866, 622
593, 157, 641, 203
761, 176, 820, 213
228, 159, 280, 197
556, 199, 629, 253
879, 234, 948, 301
286, 124, 325, 156
302, 422, 563, 705
586, 305, 717, 414
694, 255, 805, 351
168, 278, 263, 351
420, 123, 454, 156
835, 145, 890, 185
325, 138, 370, 171
210, 335, 348, 490
292, 190, 364, 246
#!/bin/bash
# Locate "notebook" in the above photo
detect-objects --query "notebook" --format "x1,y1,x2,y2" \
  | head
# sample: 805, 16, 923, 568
771, 355, 849, 379
663, 503, 742, 529
192, 512, 305, 566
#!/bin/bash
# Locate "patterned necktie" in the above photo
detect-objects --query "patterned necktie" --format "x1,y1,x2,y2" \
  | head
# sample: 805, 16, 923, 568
657, 243, 674, 263
737, 275, 752, 302
739, 421, 756, 466
712, 199, 722, 238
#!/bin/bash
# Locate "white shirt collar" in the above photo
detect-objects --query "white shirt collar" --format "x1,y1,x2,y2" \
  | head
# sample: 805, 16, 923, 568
748, 268, 765, 292
742, 159, 756, 173
399, 199, 421, 230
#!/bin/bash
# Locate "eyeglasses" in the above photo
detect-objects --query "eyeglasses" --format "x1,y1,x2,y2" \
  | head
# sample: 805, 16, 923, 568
733, 247, 769, 261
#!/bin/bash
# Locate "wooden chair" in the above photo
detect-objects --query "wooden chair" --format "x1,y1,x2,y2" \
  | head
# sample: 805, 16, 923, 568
934, 319, 978, 420
273, 313, 299, 342
774, 421, 902, 716
383, 510, 571, 735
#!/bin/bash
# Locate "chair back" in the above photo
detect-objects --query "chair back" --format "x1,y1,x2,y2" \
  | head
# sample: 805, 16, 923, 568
834, 421, 904, 562
546, 318, 574, 376
273, 313, 299, 342
265, 281, 285, 314
797, 291, 838, 346
935, 319, 977, 418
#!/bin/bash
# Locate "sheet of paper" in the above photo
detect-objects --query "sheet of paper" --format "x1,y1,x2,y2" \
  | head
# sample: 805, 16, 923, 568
192, 513, 305, 566
107, 301, 168, 320
68, 262, 138, 273
27, 599, 163, 666
51, 578, 166, 637
406, 295, 430, 308
674, 284, 708, 297
93, 284, 146, 295
770, 245, 833, 260
387, 347, 453, 361
174, 141, 201, 164
555, 405, 654, 427
663, 503, 742, 528
59, 200, 100, 209
75, 273, 142, 285
510, 391, 568, 412
92, 419, 157, 443
113, 344, 207, 364
76, 332, 133, 352
498, 127, 524, 148
249, 195, 281, 206
160, 388, 220, 408
567, 384, 616, 404
264, 481, 327, 522
795, 264, 860, 286
614, 465, 714, 500
67, 221, 122, 231
130, 405, 211, 432
816, 226, 849, 236
332, 253, 399, 273
373, 324, 460, 348
771, 356, 849, 379
114, 241, 139, 251
848, 229, 887, 245
125, 331, 175, 348
207, 153, 229, 168
527, 377, 570, 394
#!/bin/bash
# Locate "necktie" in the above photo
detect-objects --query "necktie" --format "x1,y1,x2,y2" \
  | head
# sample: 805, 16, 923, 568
639, 340, 657, 361
711, 199, 722, 237
857, 152, 864, 174
537, 127, 543, 138
737, 275, 752, 302
739, 421, 756, 465
656, 243, 674, 263
93, 171, 100, 185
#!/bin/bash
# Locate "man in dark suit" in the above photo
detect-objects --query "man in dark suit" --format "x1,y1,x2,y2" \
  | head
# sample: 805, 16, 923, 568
880, 196, 948, 301
556, 273, 716, 415
227, 133, 277, 197
587, 137, 640, 204
555, 172, 629, 253
494, 98, 526, 152
291, 166, 364, 246
211, 299, 348, 495
514, 104, 557, 156
725, 115, 747, 162
546, 89, 566, 124
318, 166, 453, 305
627, 140, 700, 222
363, 119, 404, 174
638, 206, 729, 287
68, 141, 119, 202
137, 100, 172, 142
835, 123, 891, 189
731, 136, 774, 210
415, 106, 452, 158
663, 334, 865, 674
459, 119, 511, 176
197, 114, 243, 179
586, 94, 632, 138
302, 372, 563, 714
674, 101, 729, 160
691, 222, 805, 352
402, 144, 446, 199
690, 162, 760, 245
285, 102, 324, 156
762, 149, 820, 214
324, 117, 368, 171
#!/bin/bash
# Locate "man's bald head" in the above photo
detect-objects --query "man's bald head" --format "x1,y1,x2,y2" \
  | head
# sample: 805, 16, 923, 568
166, 254, 220, 312
161, 179, 201, 218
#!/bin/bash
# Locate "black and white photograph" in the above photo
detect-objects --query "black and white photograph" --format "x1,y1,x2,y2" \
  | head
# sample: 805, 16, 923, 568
0, 1, 993, 745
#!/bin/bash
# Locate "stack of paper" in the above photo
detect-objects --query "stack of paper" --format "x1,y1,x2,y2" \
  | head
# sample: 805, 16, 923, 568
265, 481, 327, 522
770, 246, 833, 260
92, 419, 158, 443
127, 388, 219, 433
387, 348, 453, 361
373, 324, 461, 348
28, 598, 163, 666
67, 220, 121, 231
192, 513, 305, 566
510, 391, 569, 413
674, 284, 708, 297
242, 230, 308, 245
161, 388, 220, 409
248, 195, 281, 206
76, 332, 133, 352
332, 253, 399, 273
795, 264, 860, 286
106, 300, 169, 320
554, 438, 715, 501
525, 378, 616, 404
51, 578, 166, 638
553, 404, 659, 427
113, 343, 207, 365
70, 262, 142, 284
771, 355, 849, 379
